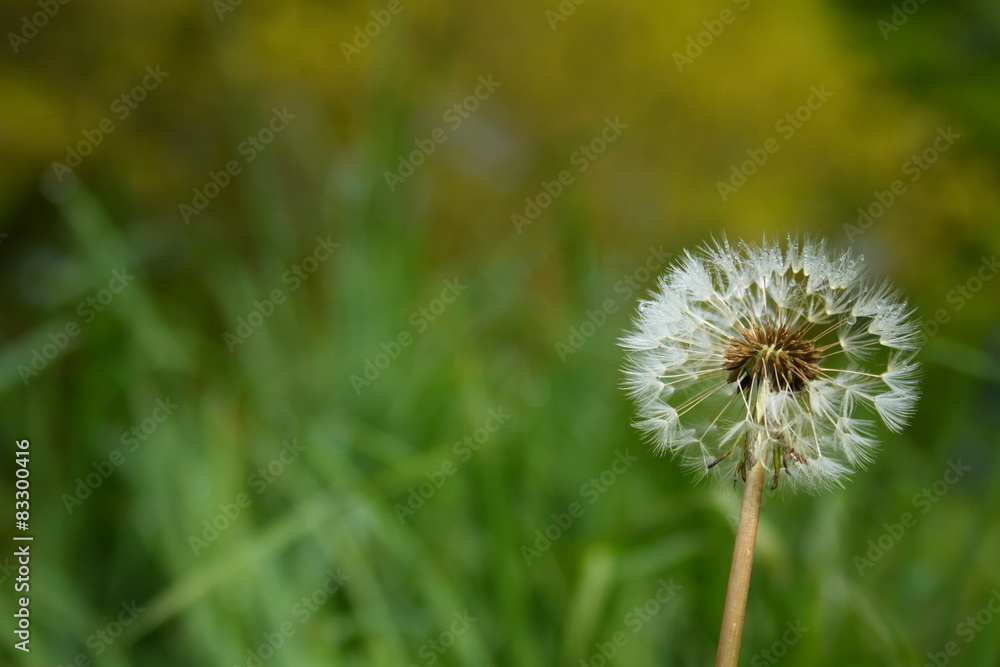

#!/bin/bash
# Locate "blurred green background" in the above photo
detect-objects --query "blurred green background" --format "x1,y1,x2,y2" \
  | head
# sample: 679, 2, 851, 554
1, 0, 999, 665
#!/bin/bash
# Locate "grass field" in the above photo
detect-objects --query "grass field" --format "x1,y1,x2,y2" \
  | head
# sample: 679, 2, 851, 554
1, 1, 999, 665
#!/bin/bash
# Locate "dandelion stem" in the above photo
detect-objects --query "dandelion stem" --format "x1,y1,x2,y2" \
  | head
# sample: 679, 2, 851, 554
715, 461, 765, 667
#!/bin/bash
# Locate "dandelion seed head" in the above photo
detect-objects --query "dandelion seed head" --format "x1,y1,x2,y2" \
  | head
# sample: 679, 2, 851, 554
620, 236, 922, 494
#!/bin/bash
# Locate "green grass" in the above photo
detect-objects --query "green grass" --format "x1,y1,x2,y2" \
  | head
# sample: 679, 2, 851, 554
2, 2, 1000, 665
2, 175, 999, 666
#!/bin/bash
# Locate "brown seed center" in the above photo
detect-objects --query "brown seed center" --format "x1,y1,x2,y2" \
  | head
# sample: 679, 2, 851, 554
723, 324, 822, 393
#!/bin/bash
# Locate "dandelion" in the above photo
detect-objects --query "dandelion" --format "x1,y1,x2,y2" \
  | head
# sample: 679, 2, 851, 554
620, 235, 921, 492
619, 236, 921, 666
